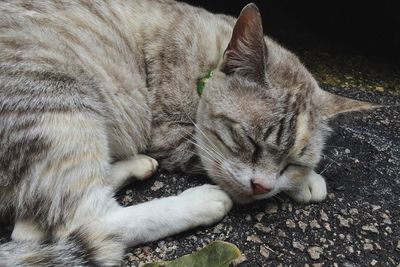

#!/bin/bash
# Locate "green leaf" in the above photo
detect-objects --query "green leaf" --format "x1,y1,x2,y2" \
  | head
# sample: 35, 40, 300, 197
141, 241, 241, 267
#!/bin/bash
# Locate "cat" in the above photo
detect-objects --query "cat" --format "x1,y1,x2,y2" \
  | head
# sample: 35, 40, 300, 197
0, 0, 372, 266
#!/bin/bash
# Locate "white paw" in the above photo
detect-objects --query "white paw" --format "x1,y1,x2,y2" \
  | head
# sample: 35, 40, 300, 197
287, 172, 327, 203
113, 154, 158, 181
130, 155, 158, 180
180, 184, 233, 226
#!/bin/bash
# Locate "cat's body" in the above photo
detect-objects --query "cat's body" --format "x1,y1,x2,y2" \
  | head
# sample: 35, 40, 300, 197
0, 0, 371, 266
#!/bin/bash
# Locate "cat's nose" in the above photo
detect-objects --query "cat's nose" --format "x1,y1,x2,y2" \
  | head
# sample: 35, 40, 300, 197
251, 179, 272, 194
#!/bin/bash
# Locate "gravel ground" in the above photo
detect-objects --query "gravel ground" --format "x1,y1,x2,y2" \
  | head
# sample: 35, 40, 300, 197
0, 49, 399, 267
116, 60, 400, 266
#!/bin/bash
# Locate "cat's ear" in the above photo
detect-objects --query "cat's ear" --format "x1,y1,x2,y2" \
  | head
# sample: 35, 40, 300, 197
221, 3, 267, 83
317, 90, 379, 118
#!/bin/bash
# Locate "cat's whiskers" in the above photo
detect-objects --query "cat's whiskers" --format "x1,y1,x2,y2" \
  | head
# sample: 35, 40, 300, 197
186, 138, 224, 165
321, 153, 341, 166
320, 161, 334, 175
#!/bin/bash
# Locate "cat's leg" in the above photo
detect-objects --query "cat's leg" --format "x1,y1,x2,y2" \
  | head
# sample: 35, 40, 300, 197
285, 168, 327, 203
109, 155, 158, 190
103, 184, 232, 247
11, 218, 46, 242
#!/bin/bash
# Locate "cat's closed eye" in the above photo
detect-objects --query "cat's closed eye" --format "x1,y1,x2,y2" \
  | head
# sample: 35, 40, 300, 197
246, 135, 262, 163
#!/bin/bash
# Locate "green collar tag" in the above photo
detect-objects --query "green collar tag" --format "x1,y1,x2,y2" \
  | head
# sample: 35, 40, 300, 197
197, 70, 214, 96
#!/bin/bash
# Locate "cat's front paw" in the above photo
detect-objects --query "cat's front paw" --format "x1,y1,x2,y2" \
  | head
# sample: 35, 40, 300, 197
181, 184, 233, 226
286, 172, 327, 203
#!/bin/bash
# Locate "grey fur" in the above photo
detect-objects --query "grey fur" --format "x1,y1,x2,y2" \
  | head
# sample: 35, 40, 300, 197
0, 0, 371, 265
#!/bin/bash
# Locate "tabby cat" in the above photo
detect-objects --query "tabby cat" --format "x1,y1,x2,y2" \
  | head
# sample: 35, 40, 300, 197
0, 0, 371, 266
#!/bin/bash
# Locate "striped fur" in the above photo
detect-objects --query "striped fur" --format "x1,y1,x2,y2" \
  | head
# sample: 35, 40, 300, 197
0, 0, 371, 265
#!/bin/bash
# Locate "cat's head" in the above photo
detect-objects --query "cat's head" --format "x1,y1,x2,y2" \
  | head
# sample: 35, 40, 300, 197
195, 4, 373, 203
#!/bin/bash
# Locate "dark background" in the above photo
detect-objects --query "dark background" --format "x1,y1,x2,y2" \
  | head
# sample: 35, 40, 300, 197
182, 0, 400, 63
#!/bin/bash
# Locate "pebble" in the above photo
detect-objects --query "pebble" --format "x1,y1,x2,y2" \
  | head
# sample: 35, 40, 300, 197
307, 246, 323, 260
310, 219, 321, 229
371, 205, 381, 211
212, 224, 224, 234
324, 223, 332, 232
247, 235, 262, 243
363, 243, 373, 250
362, 224, 379, 234
397, 240, 400, 250
286, 219, 296, 228
320, 210, 329, 221
345, 148, 350, 154
260, 245, 270, 259
245, 215, 252, 222
150, 181, 164, 191
349, 208, 358, 215
255, 212, 265, 222
254, 223, 272, 233
371, 259, 378, 266
298, 221, 308, 232
265, 203, 278, 214
347, 246, 354, 253
277, 229, 287, 237
338, 215, 350, 227
292, 240, 305, 251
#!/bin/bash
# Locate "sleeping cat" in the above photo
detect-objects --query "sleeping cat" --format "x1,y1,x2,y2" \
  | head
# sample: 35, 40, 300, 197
0, 0, 372, 266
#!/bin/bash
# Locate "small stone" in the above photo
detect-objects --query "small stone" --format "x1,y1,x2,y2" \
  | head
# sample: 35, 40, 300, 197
339, 234, 345, 240
310, 219, 321, 229
371, 205, 381, 211
371, 259, 378, 266
286, 219, 296, 228
307, 246, 323, 260
362, 224, 379, 234
347, 246, 354, 253
150, 181, 164, 191
338, 215, 350, 227
298, 221, 308, 232
346, 234, 352, 242
320, 210, 329, 221
375, 86, 384, 92
260, 245, 270, 259
383, 218, 392, 225
287, 203, 293, 212
381, 212, 390, 220
397, 240, 400, 250
363, 244, 373, 250
324, 223, 331, 231
265, 203, 278, 214
247, 235, 262, 243
212, 223, 224, 234
245, 214, 252, 222
277, 229, 287, 237
292, 241, 305, 251
255, 212, 265, 222
254, 223, 272, 233
345, 148, 350, 154
313, 264, 323, 267
385, 226, 392, 233
349, 208, 358, 215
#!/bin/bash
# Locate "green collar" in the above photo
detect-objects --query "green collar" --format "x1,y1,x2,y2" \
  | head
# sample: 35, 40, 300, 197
197, 70, 214, 96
